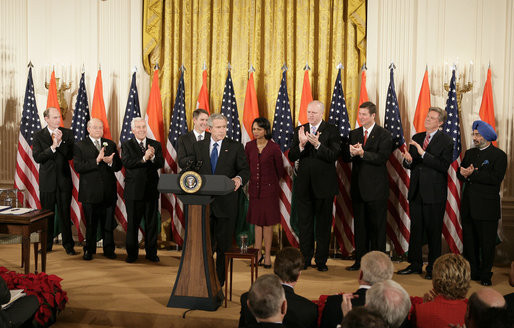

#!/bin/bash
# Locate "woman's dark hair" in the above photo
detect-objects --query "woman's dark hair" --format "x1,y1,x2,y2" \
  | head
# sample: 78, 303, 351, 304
252, 117, 272, 140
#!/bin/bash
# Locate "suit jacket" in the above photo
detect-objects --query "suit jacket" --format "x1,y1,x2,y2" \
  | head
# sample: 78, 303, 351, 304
73, 137, 122, 204
411, 295, 467, 328
288, 121, 340, 199
32, 126, 74, 192
240, 284, 318, 328
193, 137, 249, 219
319, 287, 368, 328
121, 138, 164, 200
245, 139, 284, 199
177, 130, 211, 169
457, 145, 507, 220
403, 130, 453, 203
342, 125, 393, 202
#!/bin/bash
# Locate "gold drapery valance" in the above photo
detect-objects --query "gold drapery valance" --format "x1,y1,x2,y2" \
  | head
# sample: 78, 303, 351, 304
143, 0, 366, 130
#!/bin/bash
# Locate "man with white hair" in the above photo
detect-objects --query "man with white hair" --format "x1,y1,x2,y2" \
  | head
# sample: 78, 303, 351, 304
73, 118, 122, 260
121, 117, 164, 263
320, 251, 394, 328
365, 280, 411, 328
247, 274, 287, 327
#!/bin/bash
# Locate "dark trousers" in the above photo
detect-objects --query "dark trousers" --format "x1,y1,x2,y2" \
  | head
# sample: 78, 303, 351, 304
352, 199, 387, 262
125, 198, 158, 259
1, 294, 39, 328
40, 190, 74, 251
462, 217, 498, 280
407, 196, 445, 272
210, 213, 236, 285
296, 195, 333, 266
82, 202, 116, 255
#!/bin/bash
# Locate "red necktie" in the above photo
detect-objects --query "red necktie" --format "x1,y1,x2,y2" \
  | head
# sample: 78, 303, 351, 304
363, 130, 368, 146
422, 134, 430, 150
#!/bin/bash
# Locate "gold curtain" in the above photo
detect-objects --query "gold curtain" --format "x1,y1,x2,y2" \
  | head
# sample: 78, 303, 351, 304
143, 0, 366, 131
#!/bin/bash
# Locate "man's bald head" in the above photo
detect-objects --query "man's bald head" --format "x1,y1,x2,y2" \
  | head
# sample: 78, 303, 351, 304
466, 288, 507, 328
476, 288, 506, 307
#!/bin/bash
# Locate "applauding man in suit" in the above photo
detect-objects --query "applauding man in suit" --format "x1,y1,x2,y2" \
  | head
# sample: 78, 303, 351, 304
342, 102, 392, 271
177, 108, 210, 169
192, 113, 250, 286
32, 107, 76, 254
121, 117, 164, 263
458, 121, 507, 286
398, 107, 453, 279
288, 100, 340, 272
74, 118, 122, 261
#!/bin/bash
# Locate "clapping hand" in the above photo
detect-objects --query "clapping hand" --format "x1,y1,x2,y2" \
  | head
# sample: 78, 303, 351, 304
144, 145, 155, 161
409, 139, 424, 156
51, 129, 63, 148
401, 147, 413, 162
306, 130, 320, 148
349, 143, 364, 157
460, 164, 475, 178
340, 293, 358, 317
96, 147, 105, 164
299, 126, 308, 148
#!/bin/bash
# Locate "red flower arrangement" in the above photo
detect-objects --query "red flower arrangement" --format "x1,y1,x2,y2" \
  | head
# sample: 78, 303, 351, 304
0, 267, 68, 326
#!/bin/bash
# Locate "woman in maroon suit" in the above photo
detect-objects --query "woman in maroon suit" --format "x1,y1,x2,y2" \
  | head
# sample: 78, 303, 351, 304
245, 118, 285, 268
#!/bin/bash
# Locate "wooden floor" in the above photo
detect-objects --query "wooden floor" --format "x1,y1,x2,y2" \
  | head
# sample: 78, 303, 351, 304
1, 244, 512, 328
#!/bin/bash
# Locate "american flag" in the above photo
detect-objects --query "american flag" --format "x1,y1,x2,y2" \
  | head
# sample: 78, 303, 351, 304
442, 69, 463, 253
115, 72, 141, 232
14, 66, 41, 209
271, 70, 298, 247
163, 71, 188, 245
383, 68, 410, 255
69, 72, 91, 241
221, 70, 241, 142
327, 68, 353, 256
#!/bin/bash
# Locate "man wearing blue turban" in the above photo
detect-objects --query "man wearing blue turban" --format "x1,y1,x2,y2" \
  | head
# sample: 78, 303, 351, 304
457, 120, 507, 286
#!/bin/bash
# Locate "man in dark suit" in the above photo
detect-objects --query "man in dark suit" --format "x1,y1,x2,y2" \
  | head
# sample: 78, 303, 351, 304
320, 251, 394, 328
398, 107, 454, 279
121, 117, 164, 263
177, 108, 210, 169
288, 100, 340, 272
192, 113, 249, 285
73, 118, 122, 261
458, 120, 507, 286
32, 107, 76, 254
246, 274, 287, 328
239, 247, 318, 328
342, 101, 392, 271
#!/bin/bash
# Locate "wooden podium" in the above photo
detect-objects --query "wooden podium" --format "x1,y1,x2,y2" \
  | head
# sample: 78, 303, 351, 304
158, 174, 234, 311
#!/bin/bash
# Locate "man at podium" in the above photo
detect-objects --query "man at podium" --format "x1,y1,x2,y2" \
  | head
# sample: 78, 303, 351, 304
192, 113, 250, 286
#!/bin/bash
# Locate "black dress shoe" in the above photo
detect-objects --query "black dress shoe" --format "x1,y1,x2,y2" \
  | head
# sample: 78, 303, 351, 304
263, 264, 272, 269
145, 255, 160, 262
424, 272, 432, 280
66, 248, 77, 255
83, 251, 92, 261
480, 279, 492, 286
317, 264, 328, 272
125, 256, 137, 263
346, 263, 360, 271
397, 266, 422, 275
103, 252, 117, 259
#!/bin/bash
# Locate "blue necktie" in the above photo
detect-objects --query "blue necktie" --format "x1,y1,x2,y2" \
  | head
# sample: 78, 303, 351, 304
210, 142, 218, 174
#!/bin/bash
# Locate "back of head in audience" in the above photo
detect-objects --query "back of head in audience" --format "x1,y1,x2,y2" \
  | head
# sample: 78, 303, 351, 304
432, 253, 470, 300
342, 307, 387, 328
274, 247, 304, 284
360, 251, 394, 285
466, 287, 508, 328
248, 274, 287, 323
365, 280, 411, 328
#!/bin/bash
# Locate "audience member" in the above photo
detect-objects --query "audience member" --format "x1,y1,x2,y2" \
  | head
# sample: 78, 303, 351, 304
239, 247, 317, 328
320, 251, 394, 328
462, 288, 509, 328
411, 253, 471, 328
365, 280, 411, 328
1, 276, 39, 328
247, 274, 287, 327
341, 307, 387, 328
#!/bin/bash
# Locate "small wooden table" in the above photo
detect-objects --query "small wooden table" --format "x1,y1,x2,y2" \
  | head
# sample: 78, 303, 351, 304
0, 209, 52, 274
224, 248, 259, 307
